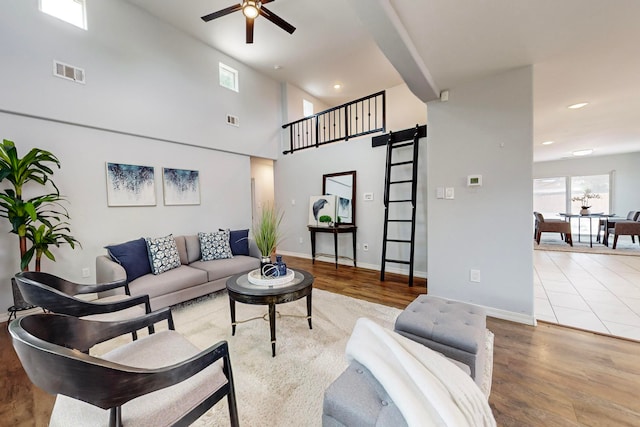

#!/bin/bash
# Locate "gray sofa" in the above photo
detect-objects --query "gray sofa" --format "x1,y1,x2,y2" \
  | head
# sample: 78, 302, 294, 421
96, 234, 260, 310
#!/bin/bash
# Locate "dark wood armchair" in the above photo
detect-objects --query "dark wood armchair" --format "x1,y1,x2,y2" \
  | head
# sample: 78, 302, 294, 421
534, 212, 573, 246
9, 310, 239, 427
14, 271, 152, 339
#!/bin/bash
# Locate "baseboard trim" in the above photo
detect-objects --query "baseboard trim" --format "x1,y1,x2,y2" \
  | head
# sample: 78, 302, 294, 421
276, 250, 427, 279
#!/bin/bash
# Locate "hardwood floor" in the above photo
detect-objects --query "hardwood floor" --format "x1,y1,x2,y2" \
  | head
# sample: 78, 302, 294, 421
2, 256, 640, 426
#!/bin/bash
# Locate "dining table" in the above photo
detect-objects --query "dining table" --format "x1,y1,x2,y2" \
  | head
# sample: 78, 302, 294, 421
558, 213, 620, 248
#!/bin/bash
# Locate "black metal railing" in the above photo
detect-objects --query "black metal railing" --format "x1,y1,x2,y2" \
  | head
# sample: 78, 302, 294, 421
282, 91, 386, 154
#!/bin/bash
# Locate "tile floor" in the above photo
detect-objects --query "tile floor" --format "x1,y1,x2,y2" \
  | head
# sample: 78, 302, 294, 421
534, 249, 640, 341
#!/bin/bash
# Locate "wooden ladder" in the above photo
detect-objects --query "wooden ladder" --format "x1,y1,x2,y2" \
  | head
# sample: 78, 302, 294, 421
379, 124, 425, 286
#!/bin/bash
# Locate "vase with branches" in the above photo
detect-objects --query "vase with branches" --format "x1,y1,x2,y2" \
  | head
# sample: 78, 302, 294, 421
571, 188, 600, 215
252, 204, 284, 274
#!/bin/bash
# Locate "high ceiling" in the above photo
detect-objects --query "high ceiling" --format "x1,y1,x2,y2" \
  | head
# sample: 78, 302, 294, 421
124, 0, 640, 162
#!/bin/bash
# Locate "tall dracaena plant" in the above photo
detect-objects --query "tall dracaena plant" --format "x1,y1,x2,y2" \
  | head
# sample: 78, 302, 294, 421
252, 203, 284, 257
0, 139, 65, 271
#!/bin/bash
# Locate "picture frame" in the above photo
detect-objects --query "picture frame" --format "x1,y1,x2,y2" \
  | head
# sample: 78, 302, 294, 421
308, 195, 337, 227
105, 162, 156, 207
162, 168, 200, 206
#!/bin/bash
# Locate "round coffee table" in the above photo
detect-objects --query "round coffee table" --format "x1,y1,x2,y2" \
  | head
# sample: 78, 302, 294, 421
226, 269, 314, 357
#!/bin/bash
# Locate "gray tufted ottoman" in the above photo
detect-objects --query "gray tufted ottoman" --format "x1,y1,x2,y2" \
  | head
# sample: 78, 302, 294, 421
394, 295, 487, 387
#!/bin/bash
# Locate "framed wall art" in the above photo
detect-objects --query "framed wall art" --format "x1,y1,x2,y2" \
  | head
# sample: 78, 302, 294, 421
105, 162, 156, 207
308, 194, 337, 227
162, 168, 200, 206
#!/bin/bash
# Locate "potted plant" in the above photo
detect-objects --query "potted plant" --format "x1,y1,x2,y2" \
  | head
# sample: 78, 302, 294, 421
252, 204, 284, 273
0, 139, 80, 308
571, 189, 600, 215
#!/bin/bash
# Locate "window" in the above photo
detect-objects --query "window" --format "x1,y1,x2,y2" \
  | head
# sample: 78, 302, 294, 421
570, 175, 610, 213
219, 63, 239, 92
303, 99, 314, 117
39, 0, 87, 30
533, 177, 566, 219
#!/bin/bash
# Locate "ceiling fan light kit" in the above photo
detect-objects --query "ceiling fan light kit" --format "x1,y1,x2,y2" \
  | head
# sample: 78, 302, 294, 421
201, 0, 296, 44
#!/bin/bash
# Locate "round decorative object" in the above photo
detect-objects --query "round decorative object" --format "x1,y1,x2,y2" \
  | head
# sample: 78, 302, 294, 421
580, 207, 591, 216
247, 268, 296, 286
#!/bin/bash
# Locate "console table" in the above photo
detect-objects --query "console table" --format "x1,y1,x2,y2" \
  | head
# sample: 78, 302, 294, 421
308, 225, 357, 269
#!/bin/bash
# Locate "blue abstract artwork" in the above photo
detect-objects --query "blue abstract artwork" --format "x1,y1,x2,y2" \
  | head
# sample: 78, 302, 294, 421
163, 168, 200, 205
106, 162, 156, 206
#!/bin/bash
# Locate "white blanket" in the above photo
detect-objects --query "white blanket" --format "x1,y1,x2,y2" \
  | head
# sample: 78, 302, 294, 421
345, 318, 496, 427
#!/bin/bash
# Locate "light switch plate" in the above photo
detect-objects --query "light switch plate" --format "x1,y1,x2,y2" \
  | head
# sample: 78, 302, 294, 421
436, 187, 445, 199
363, 192, 374, 201
445, 187, 455, 199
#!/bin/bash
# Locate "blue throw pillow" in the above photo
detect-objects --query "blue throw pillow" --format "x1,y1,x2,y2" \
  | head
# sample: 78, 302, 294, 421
105, 238, 151, 282
228, 229, 250, 256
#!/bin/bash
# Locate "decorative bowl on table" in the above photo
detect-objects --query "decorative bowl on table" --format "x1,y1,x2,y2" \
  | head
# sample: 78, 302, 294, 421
247, 268, 295, 286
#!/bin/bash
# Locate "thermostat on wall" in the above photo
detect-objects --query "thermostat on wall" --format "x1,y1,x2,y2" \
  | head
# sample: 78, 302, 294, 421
467, 175, 482, 187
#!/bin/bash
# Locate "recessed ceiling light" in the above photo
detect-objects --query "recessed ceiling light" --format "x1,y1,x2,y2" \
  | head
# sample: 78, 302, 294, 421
568, 102, 588, 109
572, 149, 593, 156
541, 141, 554, 145
333, 84, 342, 90
273, 65, 282, 70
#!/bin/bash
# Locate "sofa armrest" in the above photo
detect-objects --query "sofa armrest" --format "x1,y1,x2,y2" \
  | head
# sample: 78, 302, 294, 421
96, 255, 127, 284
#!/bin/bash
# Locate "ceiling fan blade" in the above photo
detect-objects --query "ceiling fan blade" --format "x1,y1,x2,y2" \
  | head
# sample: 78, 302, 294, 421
246, 17, 254, 44
201, 4, 242, 22
261, 0, 275, 4
259, 6, 296, 34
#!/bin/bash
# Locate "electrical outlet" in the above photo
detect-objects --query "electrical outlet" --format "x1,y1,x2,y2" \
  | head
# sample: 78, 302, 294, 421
362, 243, 369, 251
82, 267, 90, 278
470, 269, 481, 283
363, 193, 374, 201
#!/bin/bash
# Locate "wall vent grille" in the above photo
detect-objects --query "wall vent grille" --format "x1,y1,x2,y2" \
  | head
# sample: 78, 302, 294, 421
53, 60, 85, 84
226, 114, 239, 127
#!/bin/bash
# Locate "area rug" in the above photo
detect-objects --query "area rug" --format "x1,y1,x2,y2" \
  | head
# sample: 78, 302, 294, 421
92, 289, 493, 426
534, 237, 640, 256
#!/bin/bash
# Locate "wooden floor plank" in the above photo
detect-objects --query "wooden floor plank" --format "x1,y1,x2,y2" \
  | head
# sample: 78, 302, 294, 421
2, 256, 640, 426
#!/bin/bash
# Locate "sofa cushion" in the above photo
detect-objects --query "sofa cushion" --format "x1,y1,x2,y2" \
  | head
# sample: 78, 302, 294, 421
145, 234, 181, 275
105, 238, 151, 282
174, 235, 188, 265
228, 229, 250, 256
184, 235, 201, 264
190, 255, 259, 282
127, 265, 208, 299
198, 230, 233, 261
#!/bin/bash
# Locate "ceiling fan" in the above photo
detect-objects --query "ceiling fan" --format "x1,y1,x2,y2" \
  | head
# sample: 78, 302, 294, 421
201, 1, 296, 44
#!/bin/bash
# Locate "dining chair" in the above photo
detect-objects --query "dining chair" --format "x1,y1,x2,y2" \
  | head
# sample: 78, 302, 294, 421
533, 212, 573, 246
611, 215, 640, 249
603, 211, 640, 247
9, 310, 239, 427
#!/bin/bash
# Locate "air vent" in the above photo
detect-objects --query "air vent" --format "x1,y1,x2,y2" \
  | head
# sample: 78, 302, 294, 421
226, 114, 239, 127
53, 60, 85, 84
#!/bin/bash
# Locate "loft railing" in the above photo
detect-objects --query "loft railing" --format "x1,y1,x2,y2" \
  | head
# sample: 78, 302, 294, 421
282, 91, 386, 155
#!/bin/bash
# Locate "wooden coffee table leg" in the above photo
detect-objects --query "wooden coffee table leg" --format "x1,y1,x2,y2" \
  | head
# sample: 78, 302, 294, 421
229, 298, 236, 336
269, 303, 277, 357
307, 293, 313, 329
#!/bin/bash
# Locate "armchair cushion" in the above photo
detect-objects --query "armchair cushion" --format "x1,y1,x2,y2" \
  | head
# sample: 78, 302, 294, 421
50, 331, 227, 427
145, 234, 181, 275
105, 238, 151, 282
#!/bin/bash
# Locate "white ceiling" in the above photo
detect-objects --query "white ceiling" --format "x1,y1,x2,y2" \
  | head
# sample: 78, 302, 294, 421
124, 0, 640, 162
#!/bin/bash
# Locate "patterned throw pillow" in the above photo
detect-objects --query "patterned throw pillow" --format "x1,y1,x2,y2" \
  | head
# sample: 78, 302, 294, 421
145, 234, 181, 275
199, 230, 234, 261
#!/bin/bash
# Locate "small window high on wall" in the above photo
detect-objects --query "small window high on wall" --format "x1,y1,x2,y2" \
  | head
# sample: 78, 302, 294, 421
219, 63, 239, 92
39, 0, 87, 30
303, 99, 314, 117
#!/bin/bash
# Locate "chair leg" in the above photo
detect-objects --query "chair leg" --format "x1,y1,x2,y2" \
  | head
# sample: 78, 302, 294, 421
613, 235, 619, 249
566, 233, 573, 247
536, 231, 541, 244
109, 407, 122, 427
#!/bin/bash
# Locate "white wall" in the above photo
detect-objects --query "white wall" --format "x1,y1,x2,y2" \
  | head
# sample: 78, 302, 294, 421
0, 0, 281, 317
0, 0, 281, 159
427, 67, 535, 323
275, 83, 428, 276
534, 152, 640, 214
